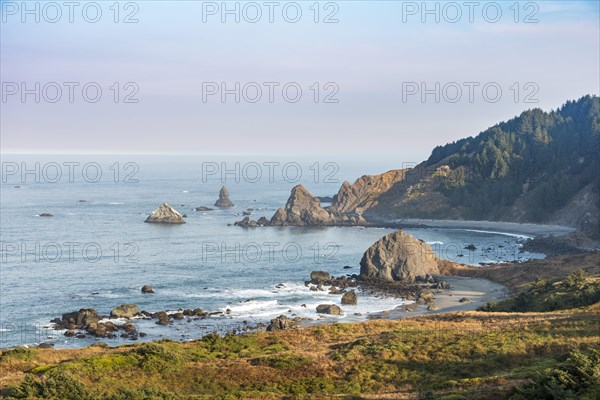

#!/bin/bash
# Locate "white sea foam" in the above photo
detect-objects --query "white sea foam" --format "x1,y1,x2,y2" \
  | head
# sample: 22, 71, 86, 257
462, 229, 532, 240
216, 283, 413, 321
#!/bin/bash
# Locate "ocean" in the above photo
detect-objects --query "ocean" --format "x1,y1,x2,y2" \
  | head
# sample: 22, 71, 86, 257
0, 155, 544, 349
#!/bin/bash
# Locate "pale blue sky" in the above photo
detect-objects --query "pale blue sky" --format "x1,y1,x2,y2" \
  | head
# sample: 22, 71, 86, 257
1, 0, 599, 160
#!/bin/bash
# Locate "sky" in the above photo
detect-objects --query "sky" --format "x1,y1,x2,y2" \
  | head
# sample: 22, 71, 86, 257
1, 0, 599, 161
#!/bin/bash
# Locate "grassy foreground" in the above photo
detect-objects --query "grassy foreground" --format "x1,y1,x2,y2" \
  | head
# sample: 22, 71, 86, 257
1, 310, 599, 399
1, 253, 599, 400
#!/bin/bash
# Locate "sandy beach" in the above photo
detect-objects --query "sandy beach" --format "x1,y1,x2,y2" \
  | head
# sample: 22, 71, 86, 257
302, 276, 508, 327
378, 276, 508, 320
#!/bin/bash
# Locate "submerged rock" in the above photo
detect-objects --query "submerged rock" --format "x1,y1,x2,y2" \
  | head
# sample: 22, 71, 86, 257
214, 186, 234, 207
145, 203, 185, 224
195, 206, 214, 212
360, 230, 440, 282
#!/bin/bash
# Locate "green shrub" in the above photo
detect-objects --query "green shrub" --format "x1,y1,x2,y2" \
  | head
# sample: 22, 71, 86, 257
8, 369, 96, 400
1, 347, 36, 362
511, 346, 600, 399
133, 343, 183, 372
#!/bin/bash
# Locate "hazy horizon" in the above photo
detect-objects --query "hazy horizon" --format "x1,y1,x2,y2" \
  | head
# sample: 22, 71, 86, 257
2, 1, 599, 158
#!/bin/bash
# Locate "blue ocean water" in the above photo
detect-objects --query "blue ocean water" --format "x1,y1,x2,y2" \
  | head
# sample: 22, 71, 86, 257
0, 155, 543, 348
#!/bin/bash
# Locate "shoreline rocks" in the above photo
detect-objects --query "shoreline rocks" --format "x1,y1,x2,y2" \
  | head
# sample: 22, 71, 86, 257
58, 309, 100, 330
316, 304, 342, 315
266, 315, 299, 331
145, 203, 185, 224
341, 290, 358, 305
310, 271, 331, 284
234, 216, 270, 227
110, 304, 139, 319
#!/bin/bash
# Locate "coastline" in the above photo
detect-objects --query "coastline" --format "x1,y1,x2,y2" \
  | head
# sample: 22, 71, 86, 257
384, 218, 575, 238
4, 220, 563, 350
303, 276, 508, 328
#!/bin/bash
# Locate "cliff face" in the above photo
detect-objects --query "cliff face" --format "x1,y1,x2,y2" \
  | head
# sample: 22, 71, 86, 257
329, 170, 407, 214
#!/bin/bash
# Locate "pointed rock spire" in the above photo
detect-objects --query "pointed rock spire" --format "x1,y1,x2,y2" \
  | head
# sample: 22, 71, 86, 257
214, 186, 234, 207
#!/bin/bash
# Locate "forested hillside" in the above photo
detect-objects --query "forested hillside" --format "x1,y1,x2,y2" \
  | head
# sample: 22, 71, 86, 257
368, 95, 599, 239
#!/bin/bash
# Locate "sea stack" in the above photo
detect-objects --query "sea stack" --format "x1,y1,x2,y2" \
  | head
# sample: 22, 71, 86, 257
360, 230, 439, 282
270, 185, 336, 226
145, 203, 185, 224
214, 186, 234, 207
269, 185, 366, 226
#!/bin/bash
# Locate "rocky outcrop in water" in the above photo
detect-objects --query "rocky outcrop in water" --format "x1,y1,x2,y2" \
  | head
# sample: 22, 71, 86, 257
341, 290, 357, 305
57, 308, 100, 330
145, 203, 185, 224
310, 271, 331, 284
141, 285, 154, 294
110, 304, 139, 318
360, 230, 440, 282
214, 186, 234, 207
316, 304, 342, 315
270, 185, 366, 226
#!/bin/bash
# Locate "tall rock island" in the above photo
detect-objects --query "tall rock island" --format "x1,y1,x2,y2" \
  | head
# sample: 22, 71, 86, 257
214, 186, 234, 207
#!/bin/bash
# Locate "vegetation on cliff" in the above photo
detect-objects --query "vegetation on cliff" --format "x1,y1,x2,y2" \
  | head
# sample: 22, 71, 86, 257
422, 95, 599, 230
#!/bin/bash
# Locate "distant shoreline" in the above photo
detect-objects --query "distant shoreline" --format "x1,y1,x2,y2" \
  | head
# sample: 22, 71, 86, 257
379, 218, 575, 238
